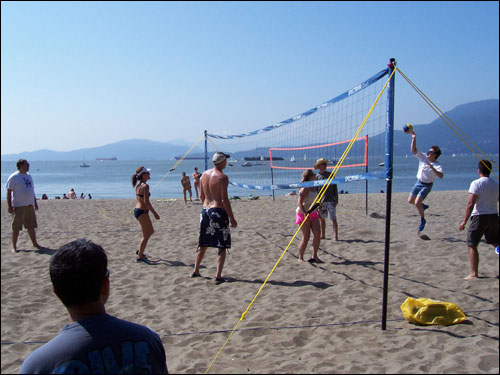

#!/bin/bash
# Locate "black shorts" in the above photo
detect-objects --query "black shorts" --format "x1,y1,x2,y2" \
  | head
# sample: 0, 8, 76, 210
198, 208, 231, 250
467, 214, 499, 247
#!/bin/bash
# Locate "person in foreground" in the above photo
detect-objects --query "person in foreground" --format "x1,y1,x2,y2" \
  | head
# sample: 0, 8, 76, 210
314, 158, 339, 240
132, 166, 160, 262
19, 239, 168, 374
191, 152, 237, 285
5, 159, 43, 252
408, 130, 444, 232
296, 169, 322, 263
459, 160, 499, 280
180, 171, 193, 204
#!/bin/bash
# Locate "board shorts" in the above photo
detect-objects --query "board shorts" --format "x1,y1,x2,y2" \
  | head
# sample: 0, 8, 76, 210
12, 205, 37, 231
296, 207, 320, 225
467, 214, 499, 247
410, 180, 433, 200
319, 201, 337, 221
198, 207, 231, 250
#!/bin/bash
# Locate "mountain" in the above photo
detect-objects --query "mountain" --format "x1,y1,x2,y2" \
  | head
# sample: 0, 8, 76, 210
390, 99, 499, 155
2, 100, 497, 161
1, 139, 203, 161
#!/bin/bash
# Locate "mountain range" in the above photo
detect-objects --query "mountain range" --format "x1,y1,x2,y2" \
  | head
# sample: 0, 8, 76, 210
1, 99, 498, 161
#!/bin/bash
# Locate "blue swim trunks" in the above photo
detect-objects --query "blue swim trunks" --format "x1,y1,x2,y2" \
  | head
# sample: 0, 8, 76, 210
198, 208, 231, 249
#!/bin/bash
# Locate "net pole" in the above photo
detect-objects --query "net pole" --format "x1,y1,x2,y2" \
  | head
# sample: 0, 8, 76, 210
382, 58, 396, 330
365, 135, 369, 215
204, 130, 208, 172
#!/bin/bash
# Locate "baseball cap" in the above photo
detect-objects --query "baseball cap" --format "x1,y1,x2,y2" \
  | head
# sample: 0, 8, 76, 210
212, 152, 230, 165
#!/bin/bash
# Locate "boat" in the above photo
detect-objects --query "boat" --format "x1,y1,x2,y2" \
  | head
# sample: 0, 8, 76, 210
452, 153, 456, 157
96, 156, 117, 161
80, 163, 90, 168
304, 154, 307, 160
242, 162, 252, 167
290, 155, 296, 162
227, 159, 238, 163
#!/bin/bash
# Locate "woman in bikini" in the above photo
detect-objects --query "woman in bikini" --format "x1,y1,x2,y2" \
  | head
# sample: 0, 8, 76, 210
132, 166, 160, 262
192, 167, 202, 200
296, 169, 322, 263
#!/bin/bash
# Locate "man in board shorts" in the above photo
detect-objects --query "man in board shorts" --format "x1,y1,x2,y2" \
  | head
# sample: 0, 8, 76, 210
191, 152, 238, 285
459, 160, 499, 280
5, 159, 43, 252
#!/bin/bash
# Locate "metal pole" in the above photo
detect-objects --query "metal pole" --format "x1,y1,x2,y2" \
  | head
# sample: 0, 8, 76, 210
366, 136, 369, 215
382, 58, 396, 330
204, 130, 208, 172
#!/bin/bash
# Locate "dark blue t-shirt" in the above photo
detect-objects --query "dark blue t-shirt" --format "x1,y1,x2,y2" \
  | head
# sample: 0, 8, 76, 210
20, 313, 168, 374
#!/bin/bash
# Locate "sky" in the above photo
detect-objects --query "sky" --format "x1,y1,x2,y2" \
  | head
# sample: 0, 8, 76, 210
1, 1, 499, 154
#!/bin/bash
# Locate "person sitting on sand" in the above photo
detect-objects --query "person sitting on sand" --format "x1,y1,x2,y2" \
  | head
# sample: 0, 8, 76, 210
68, 188, 77, 199
181, 172, 192, 204
19, 239, 168, 374
459, 160, 499, 280
132, 166, 160, 262
296, 169, 322, 263
191, 152, 237, 285
192, 167, 202, 200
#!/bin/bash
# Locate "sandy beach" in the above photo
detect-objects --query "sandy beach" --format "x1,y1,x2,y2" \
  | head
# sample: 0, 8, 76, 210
1, 191, 498, 374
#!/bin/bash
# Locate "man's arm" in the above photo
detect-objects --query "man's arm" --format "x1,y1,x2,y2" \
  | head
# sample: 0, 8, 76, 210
459, 193, 478, 231
426, 162, 444, 179
220, 175, 237, 227
6, 189, 13, 213
411, 131, 417, 155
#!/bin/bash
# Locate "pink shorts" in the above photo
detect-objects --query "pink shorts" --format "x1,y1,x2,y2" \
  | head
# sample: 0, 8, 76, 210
296, 210, 319, 225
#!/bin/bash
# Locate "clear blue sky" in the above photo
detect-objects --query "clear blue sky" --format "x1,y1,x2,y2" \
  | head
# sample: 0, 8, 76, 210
1, 1, 498, 154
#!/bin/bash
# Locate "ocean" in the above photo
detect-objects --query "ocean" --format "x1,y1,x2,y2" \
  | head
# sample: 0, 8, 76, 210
1, 154, 498, 200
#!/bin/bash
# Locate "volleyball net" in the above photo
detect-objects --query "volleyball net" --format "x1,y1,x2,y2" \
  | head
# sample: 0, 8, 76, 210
206, 68, 390, 192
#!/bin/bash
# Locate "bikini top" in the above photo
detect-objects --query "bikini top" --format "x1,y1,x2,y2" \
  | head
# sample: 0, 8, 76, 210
136, 183, 151, 198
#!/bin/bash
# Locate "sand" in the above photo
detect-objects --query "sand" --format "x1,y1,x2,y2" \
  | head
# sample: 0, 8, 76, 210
1, 191, 499, 374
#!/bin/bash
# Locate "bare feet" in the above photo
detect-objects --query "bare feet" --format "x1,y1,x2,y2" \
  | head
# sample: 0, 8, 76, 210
320, 236, 326, 240
215, 277, 226, 285
464, 274, 478, 280
298, 258, 305, 263
34, 244, 43, 250
190, 271, 201, 278
11, 248, 18, 253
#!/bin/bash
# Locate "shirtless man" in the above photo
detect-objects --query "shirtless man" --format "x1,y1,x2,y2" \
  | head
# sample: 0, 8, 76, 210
180, 172, 192, 204
191, 152, 237, 284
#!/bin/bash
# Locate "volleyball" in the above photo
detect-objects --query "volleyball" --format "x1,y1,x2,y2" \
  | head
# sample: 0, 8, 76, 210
403, 123, 413, 134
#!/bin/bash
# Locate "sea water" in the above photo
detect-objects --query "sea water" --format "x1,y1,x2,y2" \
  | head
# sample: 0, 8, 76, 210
1, 154, 498, 200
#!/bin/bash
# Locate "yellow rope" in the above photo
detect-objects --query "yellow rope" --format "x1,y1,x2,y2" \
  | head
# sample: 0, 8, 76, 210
205, 67, 396, 373
396, 67, 498, 180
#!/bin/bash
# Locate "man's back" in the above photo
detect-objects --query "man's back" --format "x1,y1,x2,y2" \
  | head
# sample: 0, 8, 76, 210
20, 313, 168, 374
470, 176, 499, 216
201, 168, 227, 208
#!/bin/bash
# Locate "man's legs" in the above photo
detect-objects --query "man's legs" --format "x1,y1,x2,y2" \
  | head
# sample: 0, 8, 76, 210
332, 219, 338, 241
192, 247, 207, 276
465, 245, 479, 280
319, 218, 326, 239
11, 230, 20, 253
27, 228, 41, 249
216, 248, 226, 280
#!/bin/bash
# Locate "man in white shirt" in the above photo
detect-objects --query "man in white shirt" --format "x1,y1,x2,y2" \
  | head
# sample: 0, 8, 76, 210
459, 160, 499, 280
408, 131, 444, 232
5, 159, 43, 252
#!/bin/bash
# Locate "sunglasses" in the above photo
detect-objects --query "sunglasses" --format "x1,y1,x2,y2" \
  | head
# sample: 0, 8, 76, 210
427, 150, 436, 155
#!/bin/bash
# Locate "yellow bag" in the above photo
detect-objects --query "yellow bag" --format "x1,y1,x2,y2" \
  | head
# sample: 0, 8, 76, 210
400, 297, 467, 326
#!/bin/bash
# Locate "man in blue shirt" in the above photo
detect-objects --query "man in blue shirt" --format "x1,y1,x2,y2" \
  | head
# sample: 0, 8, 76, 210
20, 239, 168, 374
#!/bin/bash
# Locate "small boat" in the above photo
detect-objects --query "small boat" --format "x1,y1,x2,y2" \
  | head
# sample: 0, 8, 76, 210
378, 162, 385, 167
228, 159, 238, 163
304, 154, 307, 160
80, 163, 90, 168
242, 162, 252, 167
452, 153, 456, 158
290, 155, 296, 162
